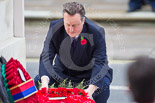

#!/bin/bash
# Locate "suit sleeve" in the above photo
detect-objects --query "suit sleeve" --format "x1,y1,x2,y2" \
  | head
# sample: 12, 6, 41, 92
39, 22, 57, 78
90, 27, 109, 89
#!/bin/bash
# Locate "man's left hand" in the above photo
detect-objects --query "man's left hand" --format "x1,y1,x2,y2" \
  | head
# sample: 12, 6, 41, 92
84, 84, 97, 99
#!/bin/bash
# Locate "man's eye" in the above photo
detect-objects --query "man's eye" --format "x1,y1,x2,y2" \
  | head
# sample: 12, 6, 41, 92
73, 24, 78, 27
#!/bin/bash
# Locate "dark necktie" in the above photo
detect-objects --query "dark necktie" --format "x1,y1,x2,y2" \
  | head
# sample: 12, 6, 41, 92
72, 38, 77, 49
71, 38, 77, 54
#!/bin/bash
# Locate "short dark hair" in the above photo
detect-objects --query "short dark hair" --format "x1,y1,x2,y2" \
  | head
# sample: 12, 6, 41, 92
127, 56, 155, 103
63, 2, 85, 19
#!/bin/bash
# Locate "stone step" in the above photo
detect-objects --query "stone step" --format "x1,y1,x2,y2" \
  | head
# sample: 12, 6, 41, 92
25, 0, 155, 21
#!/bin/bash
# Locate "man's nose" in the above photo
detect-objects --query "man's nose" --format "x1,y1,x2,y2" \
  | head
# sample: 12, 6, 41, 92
69, 26, 74, 32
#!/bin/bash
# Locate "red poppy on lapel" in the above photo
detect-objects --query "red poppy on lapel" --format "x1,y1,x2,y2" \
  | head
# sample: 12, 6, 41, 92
81, 36, 87, 45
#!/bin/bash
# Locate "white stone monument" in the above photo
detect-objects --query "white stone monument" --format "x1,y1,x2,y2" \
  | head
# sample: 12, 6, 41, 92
0, 0, 26, 67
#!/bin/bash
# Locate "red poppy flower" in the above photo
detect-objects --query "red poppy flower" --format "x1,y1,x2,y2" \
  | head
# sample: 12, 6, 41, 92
81, 36, 87, 45
81, 39, 87, 45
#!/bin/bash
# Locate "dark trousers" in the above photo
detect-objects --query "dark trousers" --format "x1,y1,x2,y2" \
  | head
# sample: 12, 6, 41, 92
92, 77, 110, 103
129, 0, 155, 10
34, 75, 110, 103
129, 0, 143, 9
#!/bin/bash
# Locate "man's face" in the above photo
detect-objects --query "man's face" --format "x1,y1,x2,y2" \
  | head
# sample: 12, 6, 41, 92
64, 12, 85, 37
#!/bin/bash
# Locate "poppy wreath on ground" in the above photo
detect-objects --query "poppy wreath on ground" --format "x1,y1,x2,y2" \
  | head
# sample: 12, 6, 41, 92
36, 87, 95, 103
1, 58, 38, 103
37, 79, 95, 103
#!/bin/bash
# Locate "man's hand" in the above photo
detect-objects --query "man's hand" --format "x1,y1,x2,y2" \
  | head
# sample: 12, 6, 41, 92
41, 76, 49, 90
84, 84, 97, 99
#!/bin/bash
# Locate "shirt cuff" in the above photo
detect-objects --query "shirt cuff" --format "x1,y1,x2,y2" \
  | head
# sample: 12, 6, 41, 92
90, 84, 99, 90
41, 75, 50, 83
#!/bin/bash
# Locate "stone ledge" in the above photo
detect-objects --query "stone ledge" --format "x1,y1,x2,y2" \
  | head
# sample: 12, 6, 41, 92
0, 37, 26, 68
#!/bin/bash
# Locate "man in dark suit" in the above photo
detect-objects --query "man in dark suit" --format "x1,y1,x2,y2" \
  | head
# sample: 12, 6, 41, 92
0, 56, 10, 103
34, 2, 113, 103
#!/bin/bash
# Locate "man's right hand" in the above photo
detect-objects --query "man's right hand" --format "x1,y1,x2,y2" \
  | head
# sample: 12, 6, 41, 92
41, 76, 49, 90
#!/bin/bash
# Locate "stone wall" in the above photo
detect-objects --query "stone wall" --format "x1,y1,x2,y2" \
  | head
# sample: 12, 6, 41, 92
0, 0, 13, 42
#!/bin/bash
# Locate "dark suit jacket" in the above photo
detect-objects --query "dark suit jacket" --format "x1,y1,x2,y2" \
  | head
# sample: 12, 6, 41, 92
0, 56, 10, 103
39, 17, 113, 89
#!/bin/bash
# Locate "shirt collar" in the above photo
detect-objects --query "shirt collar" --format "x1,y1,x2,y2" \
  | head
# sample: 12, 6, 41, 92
70, 35, 79, 42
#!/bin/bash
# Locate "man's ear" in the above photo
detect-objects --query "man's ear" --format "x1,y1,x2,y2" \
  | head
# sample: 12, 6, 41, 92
82, 17, 85, 24
83, 17, 85, 22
